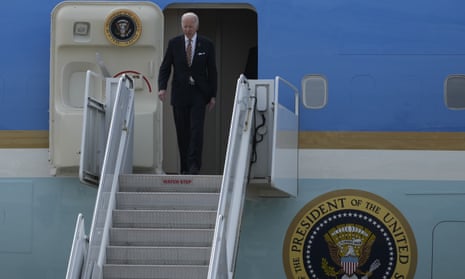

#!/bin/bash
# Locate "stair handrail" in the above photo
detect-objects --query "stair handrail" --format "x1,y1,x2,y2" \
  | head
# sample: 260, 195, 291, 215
79, 70, 108, 186
66, 213, 87, 279
208, 74, 256, 279
80, 75, 135, 279
269, 76, 299, 196
66, 69, 105, 279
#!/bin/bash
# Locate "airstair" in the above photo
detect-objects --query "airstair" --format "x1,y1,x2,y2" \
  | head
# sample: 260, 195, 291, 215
103, 174, 221, 278
65, 73, 299, 279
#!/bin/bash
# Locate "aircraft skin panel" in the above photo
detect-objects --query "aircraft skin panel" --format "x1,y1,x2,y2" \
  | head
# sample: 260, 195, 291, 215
256, 0, 465, 132
299, 149, 465, 181
0, 177, 96, 279
236, 179, 465, 278
2, 0, 465, 133
432, 221, 465, 278
0, 175, 463, 278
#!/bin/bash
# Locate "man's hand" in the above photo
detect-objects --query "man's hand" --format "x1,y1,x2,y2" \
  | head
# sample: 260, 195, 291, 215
158, 90, 167, 102
207, 97, 216, 111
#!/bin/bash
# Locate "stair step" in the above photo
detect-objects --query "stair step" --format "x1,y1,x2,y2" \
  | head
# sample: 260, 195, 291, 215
112, 209, 217, 229
106, 246, 211, 265
119, 174, 222, 193
110, 228, 214, 246
101, 174, 222, 279
103, 264, 208, 279
116, 192, 219, 210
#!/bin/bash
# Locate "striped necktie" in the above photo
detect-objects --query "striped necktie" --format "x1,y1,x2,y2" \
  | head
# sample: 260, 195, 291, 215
186, 39, 192, 66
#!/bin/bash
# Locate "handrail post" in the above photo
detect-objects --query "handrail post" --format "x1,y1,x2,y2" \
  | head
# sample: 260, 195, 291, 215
65, 214, 87, 279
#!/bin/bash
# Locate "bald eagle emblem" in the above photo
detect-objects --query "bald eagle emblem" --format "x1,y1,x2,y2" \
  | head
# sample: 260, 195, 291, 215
104, 9, 142, 47
283, 190, 417, 279
323, 224, 381, 278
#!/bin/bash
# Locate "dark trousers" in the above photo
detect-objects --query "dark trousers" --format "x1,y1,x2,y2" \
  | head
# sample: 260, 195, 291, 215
173, 101, 206, 174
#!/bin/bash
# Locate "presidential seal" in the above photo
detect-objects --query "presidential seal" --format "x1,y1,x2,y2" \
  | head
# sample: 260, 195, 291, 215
104, 9, 142, 47
283, 189, 417, 279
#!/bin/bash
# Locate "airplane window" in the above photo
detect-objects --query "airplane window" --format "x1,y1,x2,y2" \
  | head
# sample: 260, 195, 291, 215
445, 75, 465, 110
302, 75, 327, 109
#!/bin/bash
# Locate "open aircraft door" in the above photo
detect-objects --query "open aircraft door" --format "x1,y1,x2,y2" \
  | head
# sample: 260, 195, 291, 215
50, 1, 163, 175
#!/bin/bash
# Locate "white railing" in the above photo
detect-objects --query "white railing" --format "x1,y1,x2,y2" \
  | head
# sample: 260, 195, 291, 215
66, 214, 87, 279
79, 70, 107, 185
270, 76, 299, 196
83, 75, 134, 279
208, 75, 256, 279
67, 74, 134, 279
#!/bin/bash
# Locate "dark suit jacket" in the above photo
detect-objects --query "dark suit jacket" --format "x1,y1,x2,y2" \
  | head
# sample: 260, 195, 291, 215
158, 35, 218, 106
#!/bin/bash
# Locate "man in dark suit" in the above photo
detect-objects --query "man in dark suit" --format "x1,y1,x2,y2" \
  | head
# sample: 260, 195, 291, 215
158, 12, 217, 174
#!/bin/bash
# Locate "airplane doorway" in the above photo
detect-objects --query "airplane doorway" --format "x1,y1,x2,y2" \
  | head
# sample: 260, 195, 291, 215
162, 5, 258, 174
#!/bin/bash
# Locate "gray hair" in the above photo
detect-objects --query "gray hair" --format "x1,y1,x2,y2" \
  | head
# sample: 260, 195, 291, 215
181, 12, 199, 28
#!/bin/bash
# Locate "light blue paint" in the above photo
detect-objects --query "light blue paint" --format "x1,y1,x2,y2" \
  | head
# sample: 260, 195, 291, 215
1, 177, 464, 278
0, 180, 33, 253
235, 179, 465, 279
432, 221, 465, 278
0, 178, 96, 279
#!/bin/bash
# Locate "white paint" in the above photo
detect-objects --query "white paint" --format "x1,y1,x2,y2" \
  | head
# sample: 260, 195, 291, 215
0, 149, 52, 177
3, 148, 465, 181
299, 149, 465, 180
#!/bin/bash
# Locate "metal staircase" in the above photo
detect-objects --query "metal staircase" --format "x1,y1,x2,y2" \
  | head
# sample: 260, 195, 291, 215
66, 74, 299, 279
102, 174, 222, 279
